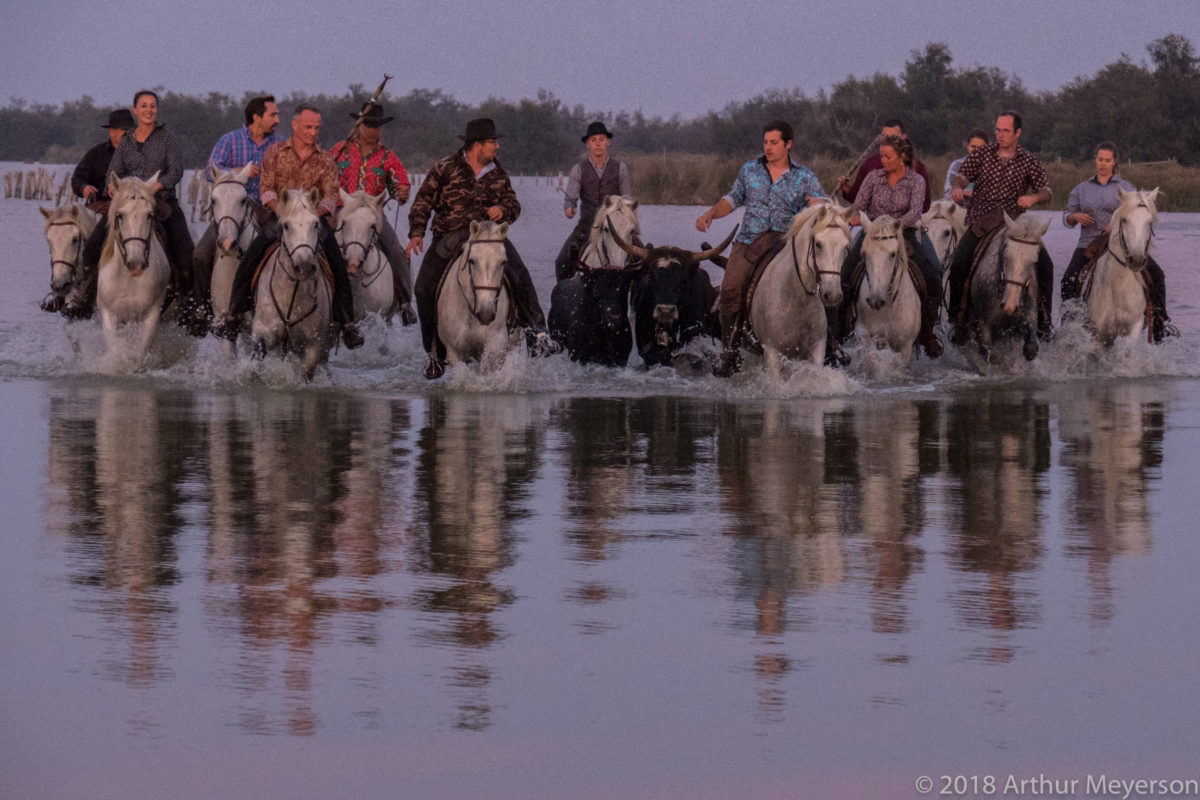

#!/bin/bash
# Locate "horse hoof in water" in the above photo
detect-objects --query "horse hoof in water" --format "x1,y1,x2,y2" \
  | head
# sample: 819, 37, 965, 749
252, 340, 266, 361
1023, 340, 1039, 361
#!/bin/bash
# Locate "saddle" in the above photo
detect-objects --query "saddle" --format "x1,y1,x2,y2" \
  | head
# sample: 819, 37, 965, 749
250, 242, 334, 295
954, 224, 1005, 324
740, 237, 790, 315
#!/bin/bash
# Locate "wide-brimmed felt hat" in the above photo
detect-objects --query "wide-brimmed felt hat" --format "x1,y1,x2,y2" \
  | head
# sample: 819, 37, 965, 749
102, 109, 135, 130
582, 121, 614, 142
351, 103, 393, 127
458, 118, 503, 142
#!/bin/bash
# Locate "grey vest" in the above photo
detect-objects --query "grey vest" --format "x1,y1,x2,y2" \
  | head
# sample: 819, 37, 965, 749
579, 158, 622, 221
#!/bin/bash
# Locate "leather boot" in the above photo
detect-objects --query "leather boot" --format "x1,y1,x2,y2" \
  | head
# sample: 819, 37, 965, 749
918, 289, 943, 358
712, 313, 742, 377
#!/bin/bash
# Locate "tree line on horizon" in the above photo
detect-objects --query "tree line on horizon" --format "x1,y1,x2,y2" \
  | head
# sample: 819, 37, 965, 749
2, 35, 1198, 174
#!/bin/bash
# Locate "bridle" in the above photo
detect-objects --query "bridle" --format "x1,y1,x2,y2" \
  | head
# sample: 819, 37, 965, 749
791, 221, 845, 297
861, 231, 907, 304
211, 179, 256, 252
923, 210, 960, 262
1109, 201, 1154, 271
113, 200, 155, 265
579, 211, 639, 272
998, 235, 1040, 293
266, 233, 323, 344
336, 217, 387, 285
456, 237, 506, 320
46, 218, 85, 282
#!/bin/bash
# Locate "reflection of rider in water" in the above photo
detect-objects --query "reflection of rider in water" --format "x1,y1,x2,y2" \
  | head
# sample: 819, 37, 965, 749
1060, 141, 1173, 342
554, 121, 632, 283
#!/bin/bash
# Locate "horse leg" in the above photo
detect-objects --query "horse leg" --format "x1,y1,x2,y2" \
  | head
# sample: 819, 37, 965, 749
1023, 327, 1039, 361
763, 347, 786, 381
138, 307, 162, 362
99, 305, 119, 354
977, 324, 992, 362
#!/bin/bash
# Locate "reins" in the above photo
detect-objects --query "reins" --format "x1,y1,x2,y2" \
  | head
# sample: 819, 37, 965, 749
790, 221, 844, 296
455, 237, 507, 321
46, 218, 85, 278
266, 242, 323, 348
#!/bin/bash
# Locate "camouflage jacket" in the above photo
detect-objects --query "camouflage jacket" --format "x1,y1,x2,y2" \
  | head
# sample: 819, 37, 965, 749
407, 150, 521, 241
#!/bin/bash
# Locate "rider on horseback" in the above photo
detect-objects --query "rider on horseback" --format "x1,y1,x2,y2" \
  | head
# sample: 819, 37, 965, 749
66, 91, 206, 334
947, 112, 1055, 344
840, 136, 944, 358
1061, 141, 1173, 342
331, 102, 417, 325
406, 118, 559, 380
194, 95, 283, 311
554, 121, 632, 283
216, 102, 365, 350
696, 120, 826, 377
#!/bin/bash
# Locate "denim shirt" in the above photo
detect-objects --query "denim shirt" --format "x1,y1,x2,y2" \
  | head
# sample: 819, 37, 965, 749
206, 126, 284, 201
1064, 175, 1136, 249
723, 157, 825, 244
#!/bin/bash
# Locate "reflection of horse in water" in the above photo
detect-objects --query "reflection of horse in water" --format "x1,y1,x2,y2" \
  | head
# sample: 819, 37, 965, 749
1057, 382, 1162, 558
945, 392, 1050, 653
414, 394, 548, 729
851, 398, 928, 634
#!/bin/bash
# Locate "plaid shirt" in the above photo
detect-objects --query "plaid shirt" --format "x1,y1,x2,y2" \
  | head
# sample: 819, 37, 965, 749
854, 168, 926, 229
723, 157, 825, 244
260, 139, 339, 217
206, 126, 283, 200
957, 142, 1051, 228
331, 140, 410, 200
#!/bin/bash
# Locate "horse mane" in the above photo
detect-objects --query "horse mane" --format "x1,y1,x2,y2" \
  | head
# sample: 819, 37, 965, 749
786, 201, 851, 240
864, 214, 901, 237
1005, 213, 1048, 242
339, 190, 382, 221
469, 220, 508, 242
44, 205, 97, 238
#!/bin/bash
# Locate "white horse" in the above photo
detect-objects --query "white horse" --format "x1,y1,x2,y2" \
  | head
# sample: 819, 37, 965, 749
251, 188, 333, 380
577, 195, 641, 271
96, 171, 172, 359
853, 215, 921, 362
206, 163, 257, 323
922, 199, 966, 270
437, 220, 512, 367
336, 189, 398, 321
1085, 188, 1159, 345
747, 202, 852, 372
963, 212, 1050, 362
40, 204, 96, 314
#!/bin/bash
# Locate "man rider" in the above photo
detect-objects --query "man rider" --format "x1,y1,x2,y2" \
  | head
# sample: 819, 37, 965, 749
554, 120, 632, 282
406, 118, 558, 379
330, 101, 416, 324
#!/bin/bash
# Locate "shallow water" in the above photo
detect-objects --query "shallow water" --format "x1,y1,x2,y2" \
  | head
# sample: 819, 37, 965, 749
2, 166, 1200, 799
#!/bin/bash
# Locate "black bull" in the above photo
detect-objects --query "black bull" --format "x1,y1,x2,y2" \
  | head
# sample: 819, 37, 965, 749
610, 226, 738, 367
549, 267, 636, 367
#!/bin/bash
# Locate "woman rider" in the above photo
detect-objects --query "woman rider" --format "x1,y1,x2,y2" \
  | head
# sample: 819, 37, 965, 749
840, 136, 943, 357
67, 90, 206, 335
1060, 141, 1173, 342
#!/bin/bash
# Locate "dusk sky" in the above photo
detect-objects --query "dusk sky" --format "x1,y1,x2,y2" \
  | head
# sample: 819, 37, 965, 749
4, 0, 1198, 119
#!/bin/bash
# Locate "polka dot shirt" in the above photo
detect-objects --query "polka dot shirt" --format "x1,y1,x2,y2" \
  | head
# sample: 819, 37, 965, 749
958, 142, 1050, 228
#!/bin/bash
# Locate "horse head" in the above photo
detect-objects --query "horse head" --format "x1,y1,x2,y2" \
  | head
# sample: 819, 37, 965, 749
922, 200, 965, 268
461, 220, 509, 325
790, 202, 852, 308
1001, 212, 1050, 317
1113, 187, 1159, 272
107, 171, 160, 274
278, 187, 322, 274
208, 163, 255, 255
587, 195, 641, 269
336, 189, 386, 273
42, 205, 96, 300
860, 215, 905, 311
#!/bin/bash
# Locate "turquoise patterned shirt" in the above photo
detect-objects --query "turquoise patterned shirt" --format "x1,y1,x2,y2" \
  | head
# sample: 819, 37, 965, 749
723, 157, 826, 244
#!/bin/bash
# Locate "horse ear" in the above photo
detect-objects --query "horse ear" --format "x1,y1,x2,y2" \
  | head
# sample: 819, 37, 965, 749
235, 162, 254, 182
1117, 187, 1128, 202
1003, 212, 1016, 229
373, 189, 386, 206
860, 212, 871, 228
39, 206, 52, 220
339, 188, 351, 205
308, 187, 321, 207
1147, 187, 1160, 207
148, 170, 161, 186
280, 188, 290, 207
207, 163, 219, 182
470, 220, 481, 237
1037, 216, 1051, 237
108, 171, 120, 195
498, 222, 509, 238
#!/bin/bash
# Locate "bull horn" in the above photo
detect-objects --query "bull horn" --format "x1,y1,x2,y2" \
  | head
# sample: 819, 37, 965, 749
692, 225, 738, 261
608, 222, 648, 261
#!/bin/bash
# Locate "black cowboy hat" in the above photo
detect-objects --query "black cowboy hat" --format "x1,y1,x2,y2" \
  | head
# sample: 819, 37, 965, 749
101, 109, 135, 130
582, 121, 614, 142
458, 118, 503, 142
351, 103, 393, 127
